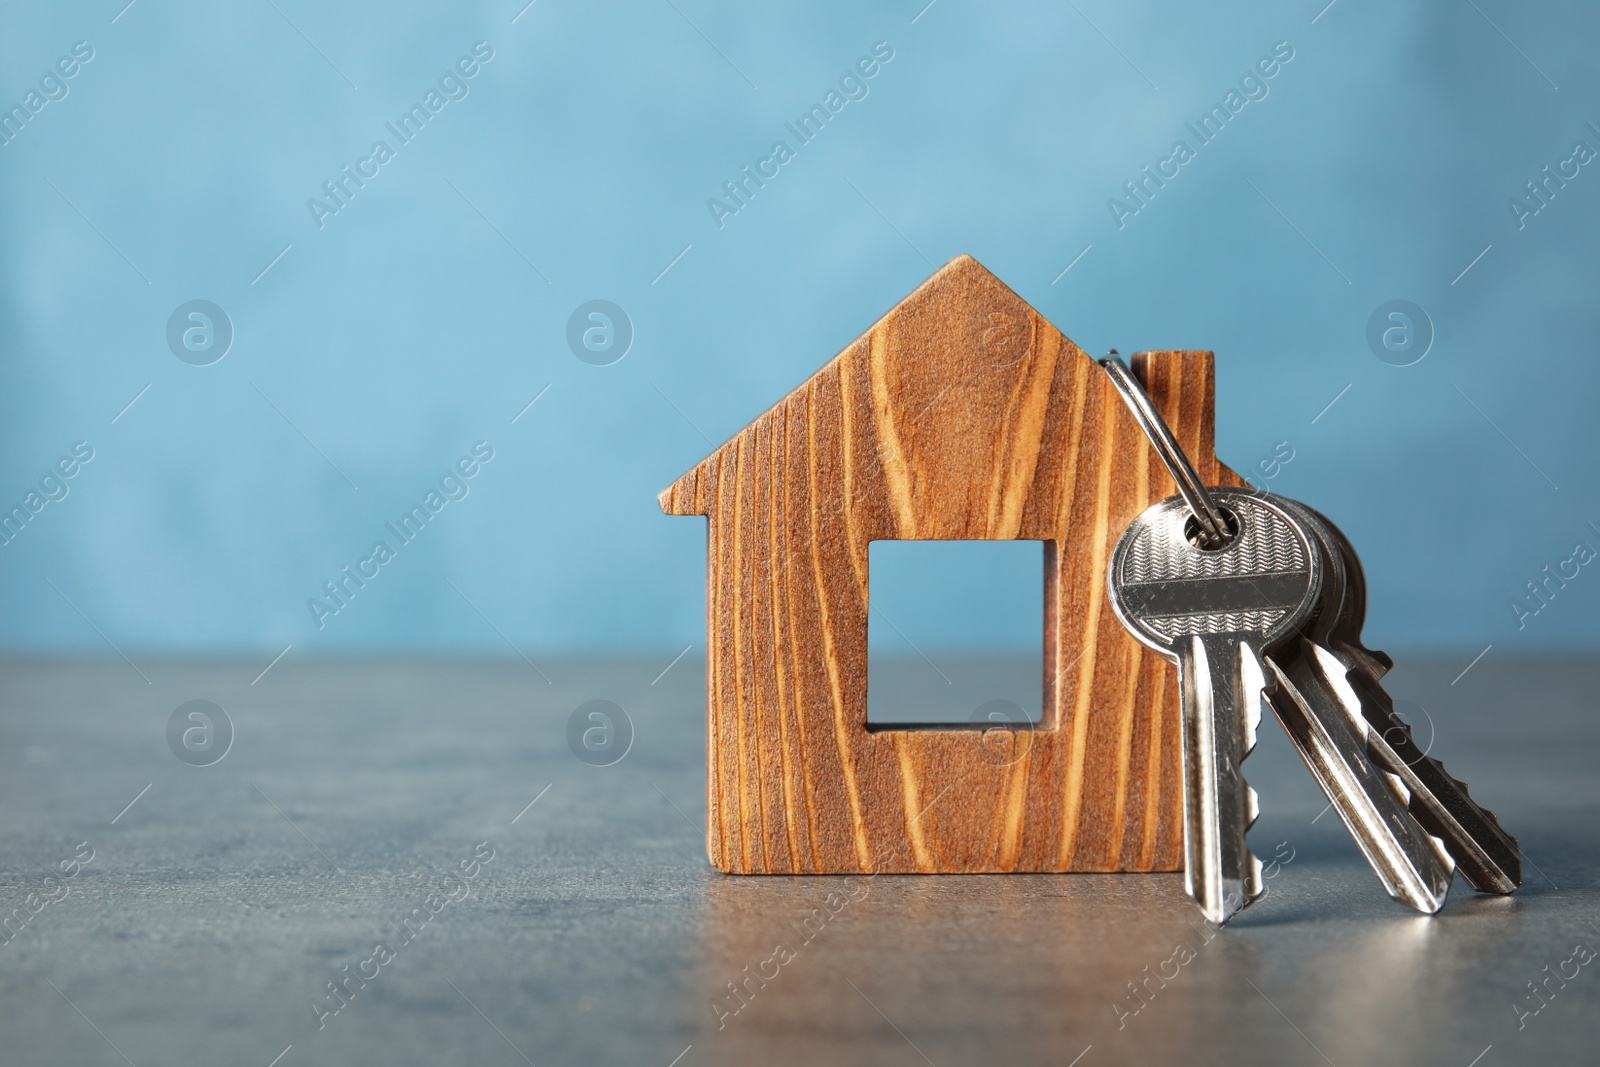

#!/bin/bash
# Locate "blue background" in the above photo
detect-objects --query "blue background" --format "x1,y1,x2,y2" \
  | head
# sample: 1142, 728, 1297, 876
2, 0, 1597, 659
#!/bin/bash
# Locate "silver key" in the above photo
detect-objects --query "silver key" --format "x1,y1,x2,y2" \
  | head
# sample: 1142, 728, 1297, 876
1108, 487, 1323, 924
1262, 499, 1455, 913
1292, 506, 1522, 894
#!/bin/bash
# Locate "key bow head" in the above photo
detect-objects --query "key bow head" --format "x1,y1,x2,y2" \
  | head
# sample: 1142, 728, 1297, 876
1108, 488, 1322, 657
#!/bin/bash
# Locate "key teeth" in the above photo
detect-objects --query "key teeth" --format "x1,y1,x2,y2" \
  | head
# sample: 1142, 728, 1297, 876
1342, 659, 1523, 891
1388, 751, 1521, 891
1236, 733, 1265, 913
1238, 686, 1265, 912
1410, 751, 1522, 855
1239, 706, 1263, 912
1359, 698, 1522, 851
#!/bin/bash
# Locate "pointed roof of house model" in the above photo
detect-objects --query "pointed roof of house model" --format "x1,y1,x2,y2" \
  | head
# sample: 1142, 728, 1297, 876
658, 253, 1103, 532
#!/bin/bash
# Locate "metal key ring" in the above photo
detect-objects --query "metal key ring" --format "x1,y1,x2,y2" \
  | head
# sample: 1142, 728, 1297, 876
1098, 353, 1234, 548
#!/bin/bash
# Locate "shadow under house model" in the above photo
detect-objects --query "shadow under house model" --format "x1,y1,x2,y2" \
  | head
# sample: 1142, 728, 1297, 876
659, 254, 1243, 874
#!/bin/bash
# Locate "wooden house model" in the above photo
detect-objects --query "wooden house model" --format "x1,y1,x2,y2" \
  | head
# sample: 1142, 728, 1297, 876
660, 254, 1241, 874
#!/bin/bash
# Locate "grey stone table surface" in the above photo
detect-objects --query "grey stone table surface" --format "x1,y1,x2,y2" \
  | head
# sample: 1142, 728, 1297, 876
1, 652, 1597, 1067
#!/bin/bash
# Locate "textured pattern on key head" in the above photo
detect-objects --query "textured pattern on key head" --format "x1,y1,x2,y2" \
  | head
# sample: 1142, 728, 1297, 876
1108, 490, 1319, 651
1143, 608, 1288, 638
1122, 498, 1307, 582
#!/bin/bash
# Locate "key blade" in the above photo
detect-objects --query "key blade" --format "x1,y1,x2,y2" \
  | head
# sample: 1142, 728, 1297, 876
1265, 655, 1454, 914
1313, 642, 1522, 894
1178, 634, 1265, 925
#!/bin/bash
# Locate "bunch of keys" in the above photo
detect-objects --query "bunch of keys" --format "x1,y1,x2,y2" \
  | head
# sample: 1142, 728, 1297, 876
1099, 355, 1520, 924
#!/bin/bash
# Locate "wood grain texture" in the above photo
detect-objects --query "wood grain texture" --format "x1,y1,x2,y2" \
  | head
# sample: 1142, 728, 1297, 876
660, 254, 1242, 874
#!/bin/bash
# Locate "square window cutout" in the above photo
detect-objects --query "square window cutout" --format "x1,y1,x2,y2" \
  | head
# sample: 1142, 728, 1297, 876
866, 539, 1044, 727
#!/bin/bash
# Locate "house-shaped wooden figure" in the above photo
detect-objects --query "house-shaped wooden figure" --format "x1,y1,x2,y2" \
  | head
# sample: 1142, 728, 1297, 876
660, 254, 1242, 874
